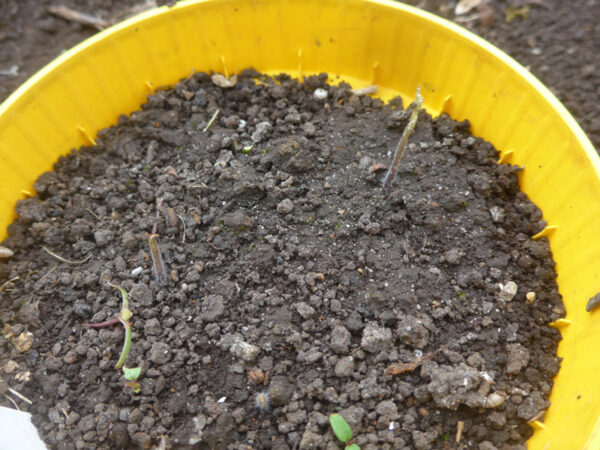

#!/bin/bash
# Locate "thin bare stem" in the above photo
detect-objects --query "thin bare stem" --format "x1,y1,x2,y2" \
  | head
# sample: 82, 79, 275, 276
382, 86, 424, 190
85, 317, 120, 328
0, 276, 19, 293
152, 198, 164, 236
177, 214, 186, 244
7, 387, 32, 405
149, 234, 167, 285
42, 246, 92, 265
4, 393, 20, 410
350, 85, 378, 96
203, 108, 220, 132
48, 5, 108, 29
114, 318, 132, 370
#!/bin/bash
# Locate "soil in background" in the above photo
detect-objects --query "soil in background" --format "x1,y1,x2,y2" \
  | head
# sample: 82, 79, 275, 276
1, 0, 598, 154
0, 71, 563, 449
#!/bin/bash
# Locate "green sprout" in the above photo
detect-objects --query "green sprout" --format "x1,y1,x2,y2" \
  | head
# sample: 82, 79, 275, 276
85, 283, 134, 369
382, 86, 424, 190
122, 366, 142, 393
329, 414, 361, 450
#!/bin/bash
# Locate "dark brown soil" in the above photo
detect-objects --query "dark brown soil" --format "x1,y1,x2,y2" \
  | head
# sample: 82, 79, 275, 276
0, 70, 563, 449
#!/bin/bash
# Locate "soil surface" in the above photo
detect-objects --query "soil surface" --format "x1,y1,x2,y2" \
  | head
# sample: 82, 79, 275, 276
0, 71, 563, 449
1, 1, 598, 154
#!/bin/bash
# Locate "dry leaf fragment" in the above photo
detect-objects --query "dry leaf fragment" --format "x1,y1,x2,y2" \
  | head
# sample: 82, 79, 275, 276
455, 0, 483, 15
505, 5, 530, 23
2, 360, 20, 374
167, 167, 179, 179
211, 74, 237, 88
248, 368, 267, 385
586, 293, 600, 312
14, 332, 34, 353
182, 90, 195, 100
48, 5, 109, 29
166, 208, 179, 227
369, 162, 387, 174
477, 3, 495, 27
456, 420, 465, 443
527, 409, 546, 423
384, 359, 422, 375
350, 85, 378, 96
525, 0, 552, 9
15, 370, 31, 382
385, 345, 447, 376
0, 245, 14, 258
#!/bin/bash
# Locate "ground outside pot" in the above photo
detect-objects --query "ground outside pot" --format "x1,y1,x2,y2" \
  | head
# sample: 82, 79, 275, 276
0, 0, 599, 448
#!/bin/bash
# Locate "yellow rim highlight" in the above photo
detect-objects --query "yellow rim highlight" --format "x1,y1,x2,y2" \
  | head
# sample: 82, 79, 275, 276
0, 1, 599, 447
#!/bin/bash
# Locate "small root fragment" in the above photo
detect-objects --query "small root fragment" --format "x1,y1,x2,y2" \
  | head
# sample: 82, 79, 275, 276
4, 393, 20, 410
203, 109, 220, 132
382, 85, 424, 190
177, 214, 186, 244
528, 410, 546, 423
350, 85, 378, 96
7, 387, 32, 405
48, 5, 109, 29
42, 246, 91, 265
456, 420, 464, 443
0, 277, 19, 293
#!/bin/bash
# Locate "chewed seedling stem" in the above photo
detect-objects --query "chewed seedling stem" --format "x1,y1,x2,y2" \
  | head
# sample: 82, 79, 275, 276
85, 283, 134, 370
149, 234, 167, 285
149, 198, 168, 285
382, 86, 424, 190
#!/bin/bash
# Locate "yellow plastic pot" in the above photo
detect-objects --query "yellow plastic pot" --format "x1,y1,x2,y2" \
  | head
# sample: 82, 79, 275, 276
0, 0, 599, 447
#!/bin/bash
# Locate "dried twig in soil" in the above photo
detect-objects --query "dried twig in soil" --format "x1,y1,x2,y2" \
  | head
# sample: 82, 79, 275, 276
203, 109, 220, 132
527, 410, 546, 423
4, 393, 20, 410
384, 345, 446, 376
177, 214, 186, 244
48, 5, 109, 30
148, 198, 168, 285
0, 277, 19, 293
456, 420, 464, 443
382, 86, 424, 190
7, 386, 32, 405
350, 85, 378, 96
42, 246, 91, 265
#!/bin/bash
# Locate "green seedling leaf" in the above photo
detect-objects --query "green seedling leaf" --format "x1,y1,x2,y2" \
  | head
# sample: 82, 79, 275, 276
329, 414, 353, 443
122, 366, 141, 380
241, 145, 253, 154
345, 444, 361, 450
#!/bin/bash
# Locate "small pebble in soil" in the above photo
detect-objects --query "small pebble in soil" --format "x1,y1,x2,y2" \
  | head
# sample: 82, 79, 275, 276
498, 281, 518, 302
